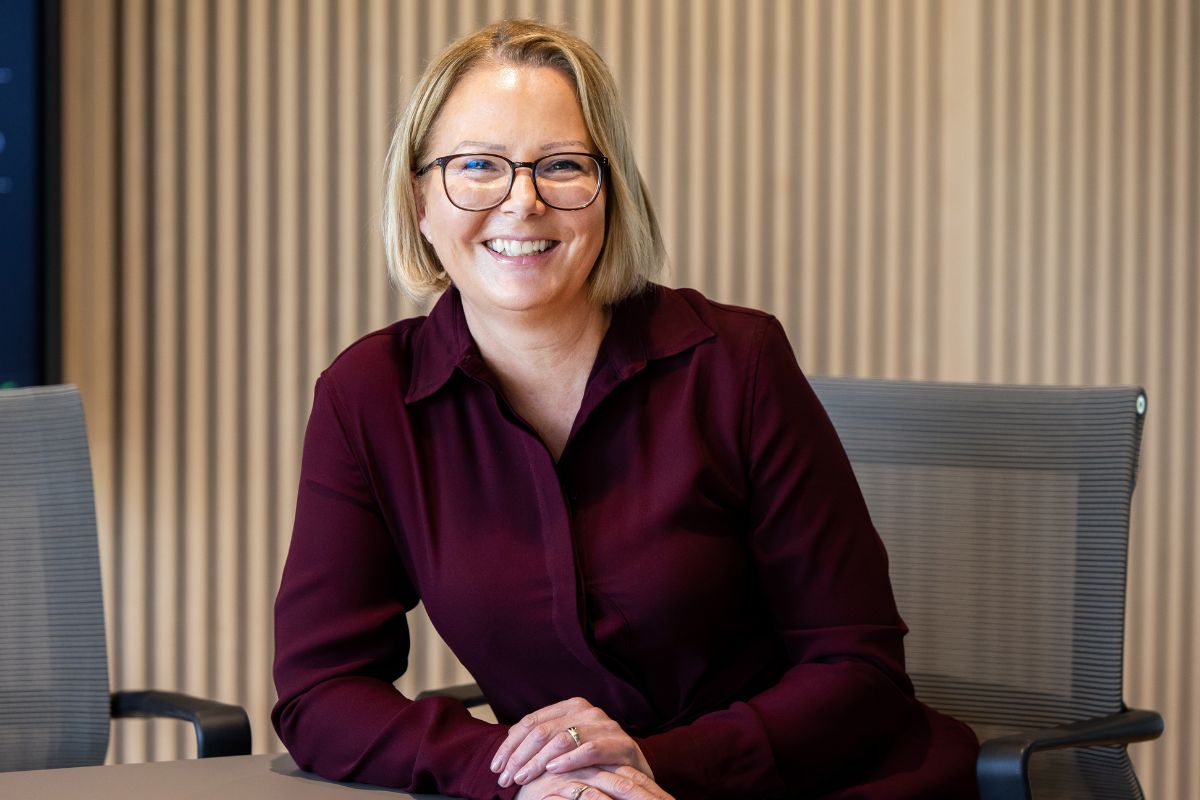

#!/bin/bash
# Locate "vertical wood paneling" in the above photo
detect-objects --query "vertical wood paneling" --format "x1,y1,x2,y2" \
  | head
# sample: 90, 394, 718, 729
798, 0, 819, 368
769, 0, 792, 336
112, 0, 141, 764
241, 0, 272, 758
937, 0, 979, 380
59, 2, 1197, 794
212, 0, 239, 710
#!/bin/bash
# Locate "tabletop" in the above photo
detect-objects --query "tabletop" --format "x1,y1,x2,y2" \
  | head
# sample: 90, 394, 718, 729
0, 753, 451, 799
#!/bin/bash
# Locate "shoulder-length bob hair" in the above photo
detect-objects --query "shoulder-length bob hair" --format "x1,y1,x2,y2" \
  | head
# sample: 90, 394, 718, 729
382, 19, 664, 305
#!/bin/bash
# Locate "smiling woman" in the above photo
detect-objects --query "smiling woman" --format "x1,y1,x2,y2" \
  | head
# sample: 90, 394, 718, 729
381, 20, 664, 309
412, 63, 608, 329
271, 18, 979, 800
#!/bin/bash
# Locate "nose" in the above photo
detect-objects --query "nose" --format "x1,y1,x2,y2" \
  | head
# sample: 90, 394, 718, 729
501, 166, 544, 216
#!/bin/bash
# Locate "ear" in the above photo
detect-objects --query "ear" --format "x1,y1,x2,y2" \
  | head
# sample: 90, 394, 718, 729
413, 176, 433, 244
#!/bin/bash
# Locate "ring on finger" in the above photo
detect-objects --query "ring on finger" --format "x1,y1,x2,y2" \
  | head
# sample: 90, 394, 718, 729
566, 726, 582, 748
569, 785, 586, 800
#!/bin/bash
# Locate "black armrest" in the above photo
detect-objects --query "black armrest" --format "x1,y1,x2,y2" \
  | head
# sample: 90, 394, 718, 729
977, 707, 1163, 800
111, 689, 252, 758
416, 682, 489, 708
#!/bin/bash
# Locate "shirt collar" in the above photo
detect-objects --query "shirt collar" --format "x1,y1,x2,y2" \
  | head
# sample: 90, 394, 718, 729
405, 288, 477, 403
596, 283, 716, 381
404, 284, 715, 404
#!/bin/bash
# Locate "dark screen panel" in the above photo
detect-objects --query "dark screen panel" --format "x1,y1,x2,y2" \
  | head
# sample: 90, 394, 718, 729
0, 0, 52, 388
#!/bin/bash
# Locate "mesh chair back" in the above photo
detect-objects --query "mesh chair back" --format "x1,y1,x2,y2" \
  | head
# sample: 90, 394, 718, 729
809, 378, 1146, 800
0, 385, 111, 770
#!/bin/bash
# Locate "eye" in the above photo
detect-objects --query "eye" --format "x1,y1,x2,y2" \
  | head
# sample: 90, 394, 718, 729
538, 156, 588, 180
446, 154, 506, 178
461, 157, 500, 172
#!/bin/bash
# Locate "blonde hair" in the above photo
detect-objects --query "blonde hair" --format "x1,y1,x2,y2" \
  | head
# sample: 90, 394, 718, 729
382, 19, 664, 304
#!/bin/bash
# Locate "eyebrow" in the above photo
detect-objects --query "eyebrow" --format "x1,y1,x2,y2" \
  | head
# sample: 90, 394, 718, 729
450, 139, 590, 152
454, 140, 507, 151
541, 140, 588, 151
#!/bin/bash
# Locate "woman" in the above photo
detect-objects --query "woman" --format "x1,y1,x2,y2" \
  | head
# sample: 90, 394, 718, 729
273, 19, 978, 800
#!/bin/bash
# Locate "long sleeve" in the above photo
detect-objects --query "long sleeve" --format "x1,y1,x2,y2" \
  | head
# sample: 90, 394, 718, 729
272, 376, 517, 800
635, 319, 961, 798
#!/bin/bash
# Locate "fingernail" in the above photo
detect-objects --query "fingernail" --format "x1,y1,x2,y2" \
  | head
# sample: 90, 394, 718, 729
498, 771, 511, 787
514, 769, 529, 784
546, 758, 561, 771
490, 756, 502, 773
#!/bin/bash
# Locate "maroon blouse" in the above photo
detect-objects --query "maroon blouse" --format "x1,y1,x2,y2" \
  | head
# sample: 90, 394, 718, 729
272, 285, 978, 799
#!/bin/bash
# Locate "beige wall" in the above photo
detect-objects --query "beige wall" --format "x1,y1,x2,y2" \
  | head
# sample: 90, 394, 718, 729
60, 0, 1198, 795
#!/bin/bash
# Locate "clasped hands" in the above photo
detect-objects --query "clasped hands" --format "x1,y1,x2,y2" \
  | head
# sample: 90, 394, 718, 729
490, 697, 674, 800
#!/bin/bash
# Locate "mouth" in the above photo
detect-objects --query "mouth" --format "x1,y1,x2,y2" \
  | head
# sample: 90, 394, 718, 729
484, 238, 559, 258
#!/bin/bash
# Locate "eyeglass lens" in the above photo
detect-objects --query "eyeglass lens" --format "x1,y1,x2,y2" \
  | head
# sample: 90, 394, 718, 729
442, 154, 602, 210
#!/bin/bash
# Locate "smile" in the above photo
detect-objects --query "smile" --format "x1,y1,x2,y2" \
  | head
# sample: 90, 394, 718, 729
485, 239, 557, 257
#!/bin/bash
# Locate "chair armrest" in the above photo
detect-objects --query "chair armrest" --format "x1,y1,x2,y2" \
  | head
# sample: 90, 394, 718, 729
977, 707, 1163, 800
416, 682, 489, 708
111, 689, 252, 757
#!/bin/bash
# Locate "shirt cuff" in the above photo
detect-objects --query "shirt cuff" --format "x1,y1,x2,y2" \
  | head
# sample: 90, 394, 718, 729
445, 717, 522, 800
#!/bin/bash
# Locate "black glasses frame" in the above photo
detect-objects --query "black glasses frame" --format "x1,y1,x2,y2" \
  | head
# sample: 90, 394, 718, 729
414, 152, 609, 212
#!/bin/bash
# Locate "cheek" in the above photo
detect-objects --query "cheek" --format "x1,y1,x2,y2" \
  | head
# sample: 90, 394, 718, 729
592, 195, 608, 243
584, 205, 608, 249
421, 205, 484, 258
419, 203, 457, 247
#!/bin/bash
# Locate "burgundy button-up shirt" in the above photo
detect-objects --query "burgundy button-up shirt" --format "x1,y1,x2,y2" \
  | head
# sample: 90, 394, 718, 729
273, 285, 977, 799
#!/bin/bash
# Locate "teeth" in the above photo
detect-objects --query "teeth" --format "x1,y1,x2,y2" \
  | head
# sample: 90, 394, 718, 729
486, 239, 552, 257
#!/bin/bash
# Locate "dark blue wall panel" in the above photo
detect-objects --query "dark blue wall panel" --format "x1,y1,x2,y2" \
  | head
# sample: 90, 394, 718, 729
0, 0, 49, 388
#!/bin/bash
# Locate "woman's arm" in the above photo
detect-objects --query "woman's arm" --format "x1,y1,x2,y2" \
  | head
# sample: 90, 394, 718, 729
272, 376, 517, 799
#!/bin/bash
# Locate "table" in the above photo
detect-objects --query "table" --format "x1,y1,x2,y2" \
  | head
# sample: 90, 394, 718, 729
0, 753, 451, 799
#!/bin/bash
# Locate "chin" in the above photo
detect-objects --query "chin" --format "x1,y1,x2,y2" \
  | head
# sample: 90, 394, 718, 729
477, 276, 588, 315
486, 291, 566, 315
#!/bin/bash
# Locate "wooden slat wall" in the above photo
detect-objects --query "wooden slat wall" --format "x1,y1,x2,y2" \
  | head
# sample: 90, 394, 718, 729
59, 1, 1197, 794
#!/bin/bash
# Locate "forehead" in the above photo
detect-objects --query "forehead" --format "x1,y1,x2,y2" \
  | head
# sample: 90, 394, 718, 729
429, 63, 593, 152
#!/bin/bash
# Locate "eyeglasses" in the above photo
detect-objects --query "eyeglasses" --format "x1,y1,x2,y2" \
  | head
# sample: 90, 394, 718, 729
415, 152, 608, 212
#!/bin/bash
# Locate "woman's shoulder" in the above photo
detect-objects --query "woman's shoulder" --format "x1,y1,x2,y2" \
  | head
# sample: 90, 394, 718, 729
317, 316, 429, 405
326, 316, 420, 369
664, 285, 775, 322
644, 284, 785, 355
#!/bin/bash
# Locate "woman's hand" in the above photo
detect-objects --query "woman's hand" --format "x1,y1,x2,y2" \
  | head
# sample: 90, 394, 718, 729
492, 697, 653, 788
514, 765, 674, 800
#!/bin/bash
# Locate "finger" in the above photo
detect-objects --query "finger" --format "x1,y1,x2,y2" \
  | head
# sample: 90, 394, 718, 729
492, 698, 592, 773
574, 788, 614, 800
506, 727, 583, 786
545, 737, 631, 774
585, 767, 674, 800
550, 784, 614, 800
546, 736, 650, 778
500, 707, 607, 783
527, 774, 611, 800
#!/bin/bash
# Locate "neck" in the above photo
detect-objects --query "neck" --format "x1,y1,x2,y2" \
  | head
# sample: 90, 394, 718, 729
458, 292, 611, 383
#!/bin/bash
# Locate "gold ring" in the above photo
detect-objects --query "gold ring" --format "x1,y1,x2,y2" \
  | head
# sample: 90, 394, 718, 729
566, 725, 582, 747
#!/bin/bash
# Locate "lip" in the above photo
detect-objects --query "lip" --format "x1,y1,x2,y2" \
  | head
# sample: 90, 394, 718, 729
481, 238, 561, 264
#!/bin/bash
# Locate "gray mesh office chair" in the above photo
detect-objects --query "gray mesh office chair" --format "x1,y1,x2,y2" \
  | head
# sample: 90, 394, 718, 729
0, 385, 251, 772
809, 377, 1163, 800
